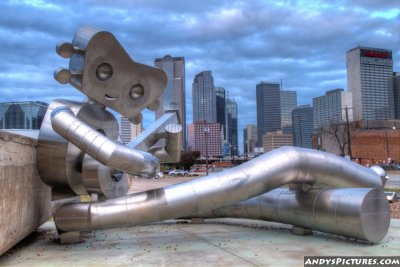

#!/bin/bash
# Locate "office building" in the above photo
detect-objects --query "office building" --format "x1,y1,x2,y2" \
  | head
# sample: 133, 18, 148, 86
292, 105, 313, 148
243, 128, 247, 155
215, 87, 226, 140
192, 71, 216, 123
280, 90, 297, 134
243, 124, 257, 156
346, 46, 394, 120
262, 130, 292, 153
0, 101, 48, 130
226, 98, 238, 155
187, 121, 223, 157
120, 116, 142, 144
256, 82, 281, 146
155, 55, 186, 148
394, 72, 400, 119
312, 89, 353, 130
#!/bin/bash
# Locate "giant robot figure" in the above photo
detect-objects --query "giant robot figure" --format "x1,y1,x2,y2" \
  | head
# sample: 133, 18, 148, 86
36, 26, 391, 244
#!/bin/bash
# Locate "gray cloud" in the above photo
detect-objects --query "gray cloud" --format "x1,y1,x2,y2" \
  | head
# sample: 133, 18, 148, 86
0, 0, 398, 153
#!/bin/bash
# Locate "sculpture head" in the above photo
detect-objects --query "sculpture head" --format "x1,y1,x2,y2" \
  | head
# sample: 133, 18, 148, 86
54, 25, 167, 124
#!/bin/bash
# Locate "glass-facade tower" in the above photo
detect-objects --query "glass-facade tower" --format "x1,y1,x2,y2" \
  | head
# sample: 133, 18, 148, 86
346, 46, 394, 120
192, 71, 216, 123
256, 82, 281, 146
226, 98, 238, 156
280, 90, 297, 134
292, 105, 313, 148
155, 55, 186, 148
394, 73, 400, 119
215, 87, 226, 140
0, 101, 48, 130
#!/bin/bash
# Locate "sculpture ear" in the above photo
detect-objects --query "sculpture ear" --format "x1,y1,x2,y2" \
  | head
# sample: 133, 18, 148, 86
54, 25, 167, 124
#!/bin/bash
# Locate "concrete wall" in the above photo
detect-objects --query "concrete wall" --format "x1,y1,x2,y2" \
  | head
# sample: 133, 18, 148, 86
0, 131, 51, 255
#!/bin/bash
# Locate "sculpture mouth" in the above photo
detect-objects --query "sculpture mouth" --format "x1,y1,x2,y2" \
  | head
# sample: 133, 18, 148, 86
105, 94, 117, 101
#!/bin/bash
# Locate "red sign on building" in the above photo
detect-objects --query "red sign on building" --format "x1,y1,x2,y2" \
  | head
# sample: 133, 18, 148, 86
361, 49, 391, 59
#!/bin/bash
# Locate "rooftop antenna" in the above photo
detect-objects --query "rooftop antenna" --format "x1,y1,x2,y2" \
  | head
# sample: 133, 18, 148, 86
280, 79, 283, 90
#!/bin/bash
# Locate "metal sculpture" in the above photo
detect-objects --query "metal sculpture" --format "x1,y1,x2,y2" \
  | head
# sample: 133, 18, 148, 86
37, 26, 181, 200
37, 26, 390, 244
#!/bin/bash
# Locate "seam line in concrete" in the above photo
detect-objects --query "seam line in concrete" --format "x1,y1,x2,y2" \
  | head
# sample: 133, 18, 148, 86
178, 227, 259, 267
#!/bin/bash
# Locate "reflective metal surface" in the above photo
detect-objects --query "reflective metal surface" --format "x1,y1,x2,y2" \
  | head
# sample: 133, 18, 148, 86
36, 100, 121, 197
82, 155, 130, 199
50, 106, 159, 178
54, 147, 389, 242
54, 25, 167, 124
37, 26, 182, 201
128, 111, 182, 163
186, 188, 390, 243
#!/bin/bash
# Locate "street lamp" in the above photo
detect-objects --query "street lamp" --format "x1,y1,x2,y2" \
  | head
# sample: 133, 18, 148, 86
204, 127, 210, 175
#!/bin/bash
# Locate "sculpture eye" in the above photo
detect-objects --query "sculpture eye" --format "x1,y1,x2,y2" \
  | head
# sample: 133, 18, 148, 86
129, 84, 144, 100
96, 63, 113, 81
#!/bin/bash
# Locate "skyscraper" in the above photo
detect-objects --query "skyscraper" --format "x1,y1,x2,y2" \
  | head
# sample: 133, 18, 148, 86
394, 72, 400, 119
155, 55, 186, 148
256, 82, 281, 146
226, 98, 238, 156
292, 105, 313, 148
215, 87, 226, 140
244, 124, 257, 156
120, 116, 142, 144
312, 88, 353, 130
0, 101, 48, 130
243, 128, 247, 155
280, 90, 297, 134
346, 46, 394, 120
192, 71, 216, 123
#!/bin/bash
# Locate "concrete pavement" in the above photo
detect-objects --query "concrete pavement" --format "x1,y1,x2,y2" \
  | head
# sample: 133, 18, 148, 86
0, 219, 399, 267
386, 171, 400, 190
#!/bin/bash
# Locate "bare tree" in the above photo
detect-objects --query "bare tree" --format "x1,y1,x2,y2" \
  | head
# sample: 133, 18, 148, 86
319, 120, 359, 158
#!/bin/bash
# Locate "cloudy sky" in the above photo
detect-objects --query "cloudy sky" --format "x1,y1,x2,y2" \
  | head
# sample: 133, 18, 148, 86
1, 0, 399, 153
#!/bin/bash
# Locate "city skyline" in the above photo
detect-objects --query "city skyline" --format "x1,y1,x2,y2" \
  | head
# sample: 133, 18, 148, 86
0, 1, 398, 153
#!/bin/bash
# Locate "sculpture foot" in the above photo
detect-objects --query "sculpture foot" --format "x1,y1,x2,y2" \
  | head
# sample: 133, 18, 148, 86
59, 231, 81, 244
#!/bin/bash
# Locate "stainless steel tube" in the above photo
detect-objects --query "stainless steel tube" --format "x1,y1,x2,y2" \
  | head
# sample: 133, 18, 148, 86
51, 106, 159, 178
186, 188, 390, 243
128, 111, 182, 163
54, 146, 383, 233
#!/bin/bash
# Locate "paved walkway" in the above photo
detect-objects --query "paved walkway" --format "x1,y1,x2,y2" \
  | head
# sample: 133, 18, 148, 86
0, 219, 399, 266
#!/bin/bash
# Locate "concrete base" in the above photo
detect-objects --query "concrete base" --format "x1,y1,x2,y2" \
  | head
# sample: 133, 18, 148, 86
0, 219, 399, 266
60, 232, 81, 244
0, 131, 51, 256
